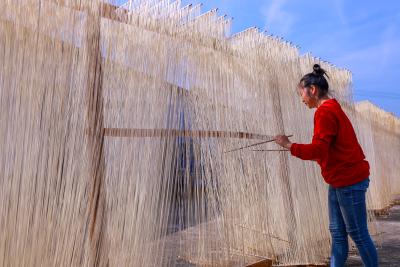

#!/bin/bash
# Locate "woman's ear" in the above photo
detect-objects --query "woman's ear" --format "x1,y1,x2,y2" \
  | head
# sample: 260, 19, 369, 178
310, 85, 318, 97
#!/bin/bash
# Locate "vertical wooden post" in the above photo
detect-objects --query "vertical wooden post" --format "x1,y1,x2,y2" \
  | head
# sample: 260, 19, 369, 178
84, 1, 107, 266
270, 79, 297, 255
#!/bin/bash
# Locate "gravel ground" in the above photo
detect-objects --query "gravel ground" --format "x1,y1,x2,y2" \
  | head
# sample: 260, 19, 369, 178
346, 205, 400, 267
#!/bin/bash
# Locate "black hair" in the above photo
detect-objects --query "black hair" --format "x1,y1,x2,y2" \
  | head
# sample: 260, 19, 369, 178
299, 64, 330, 97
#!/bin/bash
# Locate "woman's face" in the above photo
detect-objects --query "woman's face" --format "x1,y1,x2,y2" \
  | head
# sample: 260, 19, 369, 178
297, 84, 318, 109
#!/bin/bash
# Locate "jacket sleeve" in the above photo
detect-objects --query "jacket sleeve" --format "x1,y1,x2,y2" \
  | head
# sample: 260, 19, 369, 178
290, 108, 338, 161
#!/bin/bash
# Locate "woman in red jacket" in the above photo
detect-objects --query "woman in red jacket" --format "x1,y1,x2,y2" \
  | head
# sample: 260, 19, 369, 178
275, 64, 378, 267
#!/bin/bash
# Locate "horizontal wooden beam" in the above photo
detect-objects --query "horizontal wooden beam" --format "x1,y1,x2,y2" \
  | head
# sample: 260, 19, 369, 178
272, 264, 327, 267
247, 259, 273, 267
104, 128, 274, 140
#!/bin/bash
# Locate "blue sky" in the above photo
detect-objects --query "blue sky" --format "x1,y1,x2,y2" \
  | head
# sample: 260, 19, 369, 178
117, 0, 400, 116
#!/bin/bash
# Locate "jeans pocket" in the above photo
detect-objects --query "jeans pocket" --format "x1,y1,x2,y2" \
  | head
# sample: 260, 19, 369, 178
351, 189, 366, 205
349, 178, 369, 191
338, 187, 366, 206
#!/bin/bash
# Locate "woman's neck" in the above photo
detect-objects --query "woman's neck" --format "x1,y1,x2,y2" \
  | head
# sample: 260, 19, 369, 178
317, 96, 331, 108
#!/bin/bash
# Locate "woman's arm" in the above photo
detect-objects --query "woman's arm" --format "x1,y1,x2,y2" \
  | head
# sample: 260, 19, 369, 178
290, 138, 330, 160
275, 108, 338, 161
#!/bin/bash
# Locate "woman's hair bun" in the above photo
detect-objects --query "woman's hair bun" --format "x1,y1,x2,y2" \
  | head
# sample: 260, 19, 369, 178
313, 64, 325, 77
299, 63, 330, 96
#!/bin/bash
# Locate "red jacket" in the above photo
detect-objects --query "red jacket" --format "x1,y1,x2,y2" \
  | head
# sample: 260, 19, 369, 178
290, 99, 369, 188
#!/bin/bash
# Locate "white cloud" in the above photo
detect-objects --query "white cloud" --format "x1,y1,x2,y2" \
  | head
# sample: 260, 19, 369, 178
331, 0, 347, 25
335, 43, 394, 71
333, 24, 400, 76
380, 24, 398, 70
262, 0, 296, 36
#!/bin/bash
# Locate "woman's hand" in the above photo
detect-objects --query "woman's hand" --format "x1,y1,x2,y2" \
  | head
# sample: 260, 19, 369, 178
274, 135, 292, 150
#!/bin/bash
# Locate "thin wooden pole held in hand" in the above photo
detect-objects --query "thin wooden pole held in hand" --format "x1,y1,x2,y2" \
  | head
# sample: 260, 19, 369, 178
224, 135, 293, 153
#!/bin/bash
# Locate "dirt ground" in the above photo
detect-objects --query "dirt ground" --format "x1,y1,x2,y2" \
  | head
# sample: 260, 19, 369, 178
346, 205, 400, 267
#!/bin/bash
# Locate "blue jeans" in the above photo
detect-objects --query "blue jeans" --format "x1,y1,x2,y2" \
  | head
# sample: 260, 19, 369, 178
328, 178, 378, 267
